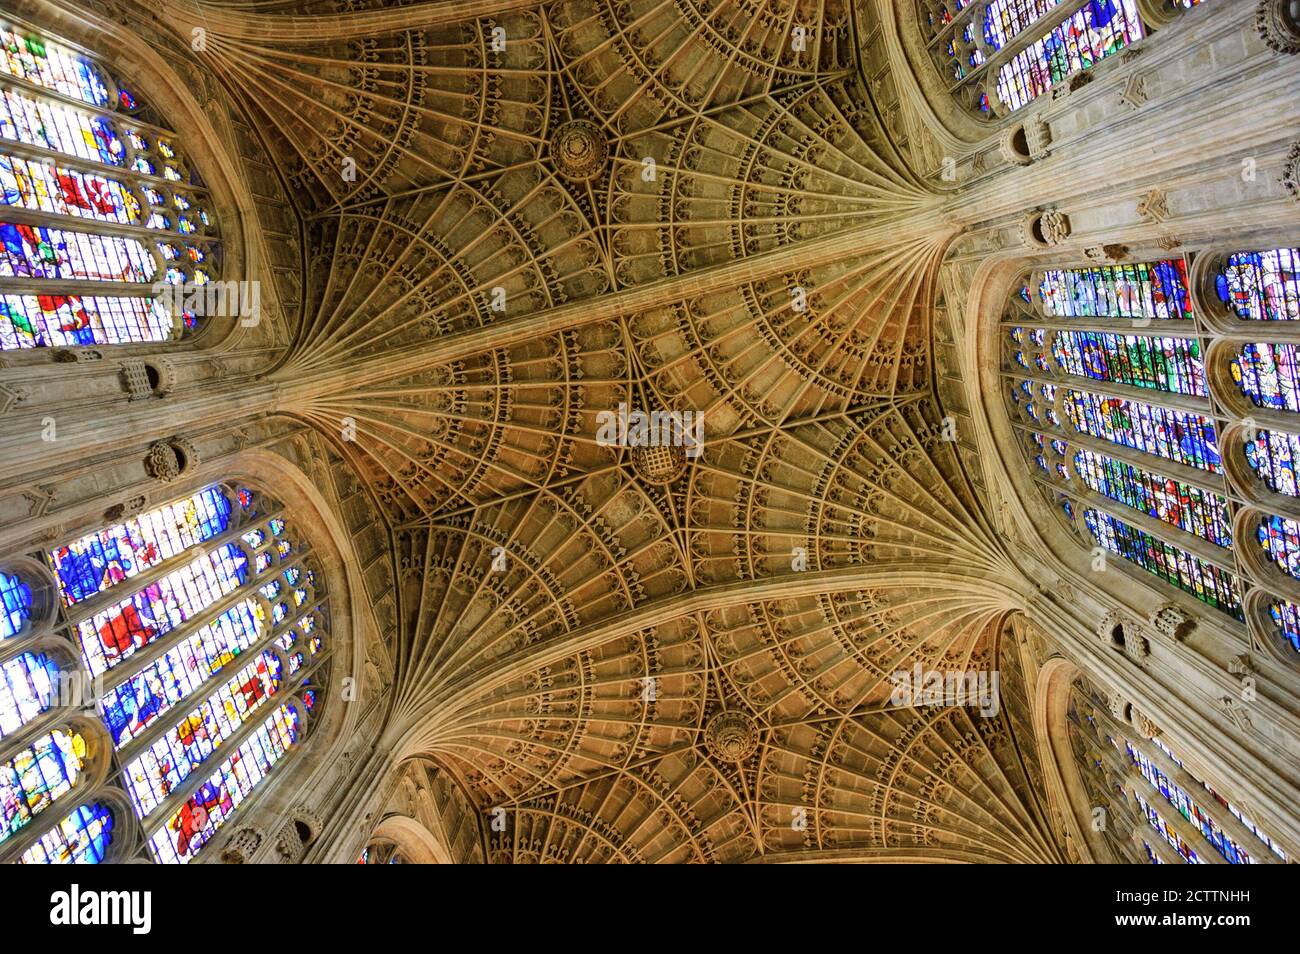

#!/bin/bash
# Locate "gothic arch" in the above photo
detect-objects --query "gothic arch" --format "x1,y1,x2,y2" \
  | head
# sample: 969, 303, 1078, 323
4, 0, 286, 357
369, 813, 455, 864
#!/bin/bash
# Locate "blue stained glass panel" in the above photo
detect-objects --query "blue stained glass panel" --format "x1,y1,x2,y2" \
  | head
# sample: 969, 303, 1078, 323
0, 221, 155, 281
1257, 514, 1300, 581
1215, 248, 1300, 322
0, 293, 185, 350
0, 88, 122, 164
1244, 430, 1300, 497
48, 485, 232, 607
1232, 342, 1300, 412
996, 0, 1144, 112
1074, 450, 1230, 546
0, 29, 109, 106
76, 543, 249, 677
98, 598, 265, 748
1269, 599, 1300, 655
124, 651, 282, 817
148, 704, 298, 864
0, 570, 32, 639
983, 0, 1063, 50
1053, 331, 1205, 396
1039, 259, 1191, 321
1065, 390, 1220, 472
20, 801, 113, 864
1083, 509, 1242, 619
0, 652, 59, 738
0, 730, 86, 843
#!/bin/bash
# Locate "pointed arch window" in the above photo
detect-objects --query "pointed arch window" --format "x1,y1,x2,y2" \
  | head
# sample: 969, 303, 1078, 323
0, 20, 220, 350
1004, 244, 1300, 666
918, 1, 1213, 117
0, 482, 332, 864
1063, 676, 1287, 863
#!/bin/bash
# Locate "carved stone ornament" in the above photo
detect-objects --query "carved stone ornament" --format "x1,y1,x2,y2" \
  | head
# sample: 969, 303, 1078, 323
1131, 709, 1162, 740
1136, 188, 1170, 224
291, 806, 325, 846
1256, 0, 1300, 54
120, 360, 156, 401
1084, 244, 1129, 265
220, 827, 264, 864
1220, 695, 1254, 732
999, 127, 1033, 166
1024, 115, 1052, 159
275, 819, 306, 862
143, 441, 183, 482
1041, 210, 1071, 244
703, 709, 760, 761
630, 443, 688, 484
143, 437, 198, 483
104, 495, 148, 522
51, 347, 103, 363
550, 120, 609, 182
1022, 209, 1071, 248
1283, 141, 1300, 202
1119, 73, 1147, 109
1149, 603, 1195, 642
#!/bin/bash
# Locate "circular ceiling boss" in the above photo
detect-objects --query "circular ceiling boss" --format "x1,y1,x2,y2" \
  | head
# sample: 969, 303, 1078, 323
703, 709, 760, 762
550, 119, 609, 182
629, 444, 688, 485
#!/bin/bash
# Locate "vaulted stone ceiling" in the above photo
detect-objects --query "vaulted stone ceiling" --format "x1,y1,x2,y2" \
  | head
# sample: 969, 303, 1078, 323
183, 0, 1055, 861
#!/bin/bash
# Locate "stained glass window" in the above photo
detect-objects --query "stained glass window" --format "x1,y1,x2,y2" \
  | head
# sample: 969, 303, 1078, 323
98, 598, 264, 748
0, 221, 161, 284
1231, 342, 1300, 412
1053, 331, 1205, 396
1244, 429, 1300, 497
1257, 515, 1300, 581
19, 801, 112, 864
983, 0, 1063, 50
0, 293, 185, 350
148, 704, 299, 864
1039, 259, 1191, 321
1084, 509, 1242, 618
1269, 599, 1300, 654
1074, 450, 1230, 546
0, 570, 32, 639
0, 651, 59, 738
48, 485, 233, 607
1127, 742, 1252, 864
76, 542, 250, 677
1, 154, 140, 224
2, 481, 331, 864
1065, 390, 1220, 472
0, 730, 86, 843
0, 29, 110, 105
124, 651, 282, 817
1134, 791, 1202, 863
996, 0, 1144, 112
0, 21, 217, 350
1215, 248, 1300, 322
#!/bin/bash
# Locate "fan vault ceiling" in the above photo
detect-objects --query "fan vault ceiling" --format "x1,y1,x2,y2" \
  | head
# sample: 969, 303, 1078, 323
164, 0, 1057, 861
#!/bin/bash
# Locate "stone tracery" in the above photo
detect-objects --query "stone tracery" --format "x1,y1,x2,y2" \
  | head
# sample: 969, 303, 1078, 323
0, 0, 1295, 865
